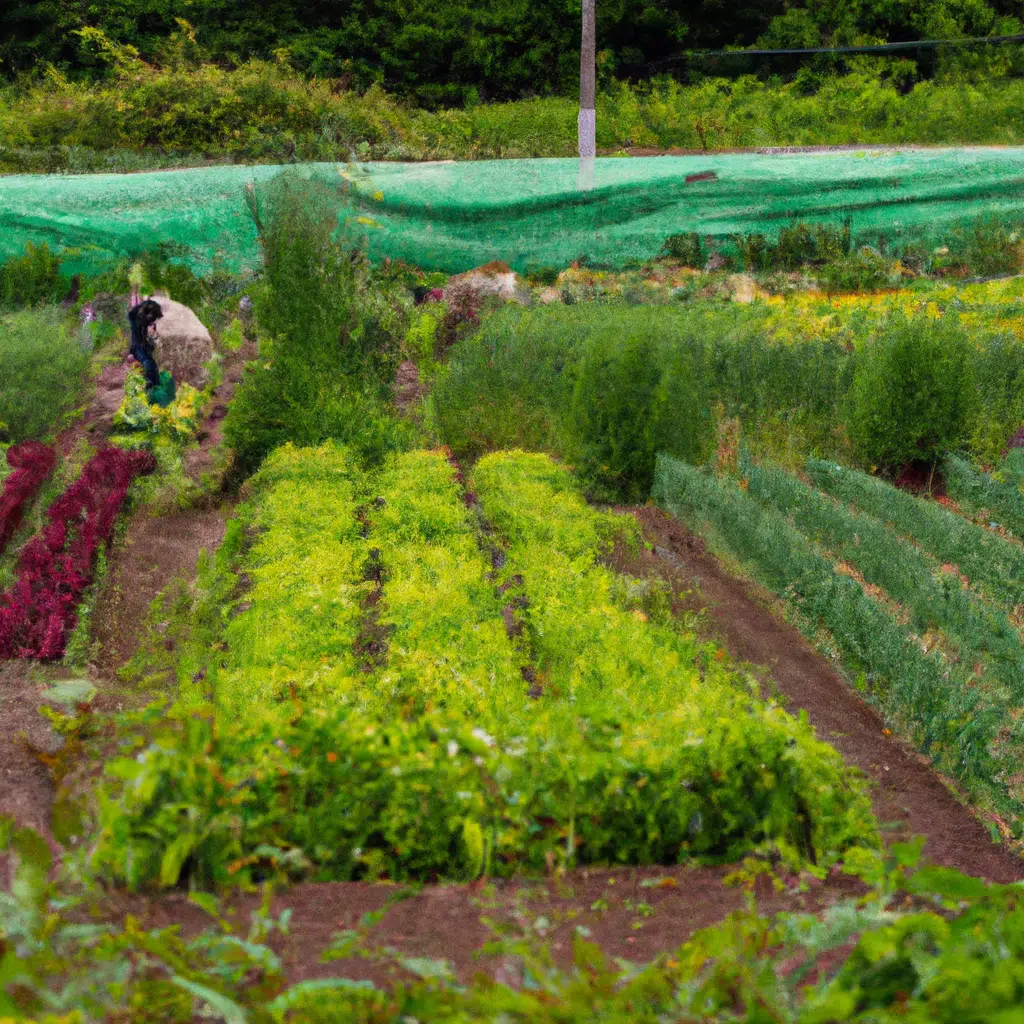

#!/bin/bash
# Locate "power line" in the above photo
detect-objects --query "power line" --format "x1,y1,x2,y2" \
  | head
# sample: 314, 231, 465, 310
644, 32, 1024, 71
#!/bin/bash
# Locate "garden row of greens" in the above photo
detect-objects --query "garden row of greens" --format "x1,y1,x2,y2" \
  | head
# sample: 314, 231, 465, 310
428, 292, 1024, 500
86, 442, 876, 889
652, 450, 1024, 837
6, 57, 1024, 172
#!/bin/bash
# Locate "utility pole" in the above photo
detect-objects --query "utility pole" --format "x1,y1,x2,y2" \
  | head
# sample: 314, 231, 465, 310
578, 0, 596, 191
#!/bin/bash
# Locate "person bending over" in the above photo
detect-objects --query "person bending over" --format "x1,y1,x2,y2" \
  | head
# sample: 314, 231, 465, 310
127, 298, 164, 390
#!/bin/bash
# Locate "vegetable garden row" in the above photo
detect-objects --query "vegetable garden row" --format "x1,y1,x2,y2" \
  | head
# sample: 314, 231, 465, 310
88, 443, 877, 890
653, 451, 1024, 840
0, 443, 154, 659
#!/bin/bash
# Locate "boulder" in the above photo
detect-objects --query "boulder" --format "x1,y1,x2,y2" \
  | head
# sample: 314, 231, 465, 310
443, 260, 530, 309
146, 295, 214, 389
725, 274, 767, 304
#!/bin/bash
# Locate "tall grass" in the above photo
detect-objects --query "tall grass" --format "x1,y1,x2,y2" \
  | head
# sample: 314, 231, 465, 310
0, 307, 89, 443
222, 171, 417, 478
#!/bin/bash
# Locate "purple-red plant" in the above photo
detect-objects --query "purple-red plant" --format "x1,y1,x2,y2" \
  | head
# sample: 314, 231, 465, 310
0, 441, 56, 556
0, 446, 155, 660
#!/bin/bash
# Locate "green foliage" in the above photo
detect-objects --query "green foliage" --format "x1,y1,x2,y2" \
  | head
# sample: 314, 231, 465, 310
662, 232, 705, 268
741, 451, 1024, 696
944, 451, 1024, 538
818, 246, 901, 294
808, 456, 1024, 610
738, 220, 852, 273
401, 308, 440, 369
362, 449, 524, 722
653, 453, 1024, 832
9, 64, 1024, 169
112, 366, 206, 443
847, 309, 976, 470
220, 317, 244, 353
0, 242, 66, 310
565, 330, 716, 501
223, 172, 414, 478
139, 245, 207, 310
213, 442, 372, 714
0, 306, 90, 443
85, 447, 875, 889
432, 304, 719, 501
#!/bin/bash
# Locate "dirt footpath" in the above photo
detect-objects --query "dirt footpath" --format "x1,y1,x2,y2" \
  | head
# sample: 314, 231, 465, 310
620, 504, 1024, 884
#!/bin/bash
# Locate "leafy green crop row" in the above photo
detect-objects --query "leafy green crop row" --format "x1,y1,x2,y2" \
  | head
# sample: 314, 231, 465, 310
807, 458, 1024, 611
653, 453, 1024, 833
739, 452, 1024, 695
209, 441, 374, 715
472, 451, 877, 867
361, 448, 525, 722
85, 447, 876, 889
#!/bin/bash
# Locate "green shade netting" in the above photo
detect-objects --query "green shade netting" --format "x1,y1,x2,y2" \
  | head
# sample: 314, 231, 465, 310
2, 148, 1024, 276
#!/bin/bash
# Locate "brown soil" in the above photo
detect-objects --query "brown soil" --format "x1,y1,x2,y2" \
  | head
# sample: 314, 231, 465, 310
183, 340, 257, 482
124, 862, 863, 987
0, 663, 64, 841
55, 358, 129, 459
393, 359, 427, 417
88, 510, 227, 675
89, 340, 256, 675
619, 504, 1024, 884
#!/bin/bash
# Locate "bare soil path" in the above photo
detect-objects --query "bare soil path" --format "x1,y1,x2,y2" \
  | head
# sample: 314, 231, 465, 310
618, 505, 1024, 884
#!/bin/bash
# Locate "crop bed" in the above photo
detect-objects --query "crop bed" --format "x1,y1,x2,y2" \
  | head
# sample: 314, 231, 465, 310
0, 441, 55, 556
0, 446, 154, 659
654, 451, 1024, 837
85, 444, 876, 890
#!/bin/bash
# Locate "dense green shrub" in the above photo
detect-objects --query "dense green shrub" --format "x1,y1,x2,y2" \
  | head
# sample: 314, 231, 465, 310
846, 310, 976, 470
818, 246, 901, 294
223, 172, 415, 477
565, 331, 715, 501
736, 221, 851, 273
0, 243, 67, 310
0, 307, 89, 443
10, 66, 1024, 168
662, 232, 705, 268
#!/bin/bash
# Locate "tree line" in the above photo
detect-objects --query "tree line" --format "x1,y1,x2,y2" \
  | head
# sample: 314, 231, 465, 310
2, 0, 1021, 106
